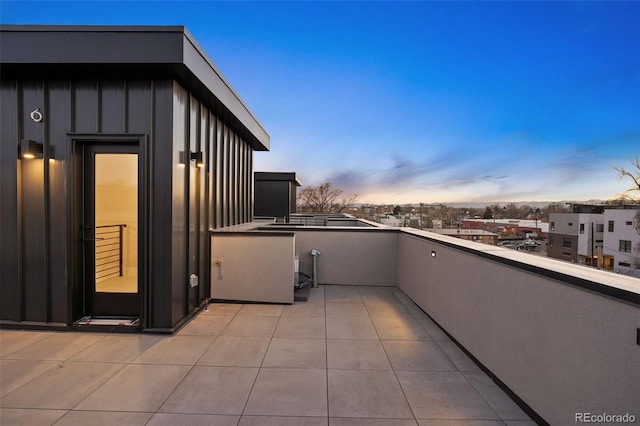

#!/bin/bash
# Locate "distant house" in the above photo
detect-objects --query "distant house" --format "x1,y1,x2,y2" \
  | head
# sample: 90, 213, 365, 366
463, 218, 548, 239
0, 25, 269, 331
548, 204, 639, 275
429, 228, 498, 245
603, 208, 640, 276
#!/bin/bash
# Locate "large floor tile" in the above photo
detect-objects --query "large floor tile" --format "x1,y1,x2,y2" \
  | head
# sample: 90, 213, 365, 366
325, 302, 370, 318
373, 318, 430, 340
366, 303, 414, 322
160, 366, 258, 415
0, 359, 58, 397
417, 420, 504, 426
463, 372, 530, 421
1, 362, 123, 409
405, 304, 432, 322
282, 302, 327, 318
221, 315, 279, 337
418, 319, 451, 342
148, 413, 240, 425
240, 415, 328, 426
69, 334, 160, 363
328, 369, 412, 419
391, 288, 417, 306
0, 331, 52, 358
198, 336, 270, 367
274, 317, 326, 338
307, 286, 325, 303
326, 316, 378, 340
396, 371, 499, 420
244, 368, 327, 416
5, 333, 104, 361
237, 304, 284, 317
75, 364, 190, 412
358, 286, 400, 304
178, 315, 234, 336
327, 339, 391, 370
382, 340, 456, 371
435, 341, 481, 372
206, 303, 243, 316
132, 336, 213, 365
263, 338, 327, 368
148, 413, 240, 426
331, 419, 418, 426
54, 410, 153, 426
325, 286, 363, 304
0, 408, 66, 426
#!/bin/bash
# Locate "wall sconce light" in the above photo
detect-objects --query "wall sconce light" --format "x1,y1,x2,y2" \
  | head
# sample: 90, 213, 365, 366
190, 151, 204, 168
20, 139, 43, 159
431, 250, 437, 258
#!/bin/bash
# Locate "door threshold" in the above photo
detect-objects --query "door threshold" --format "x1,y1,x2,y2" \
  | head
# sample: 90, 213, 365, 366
75, 316, 140, 327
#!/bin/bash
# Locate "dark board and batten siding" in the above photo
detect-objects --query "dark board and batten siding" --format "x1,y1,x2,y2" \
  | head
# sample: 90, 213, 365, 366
0, 78, 255, 329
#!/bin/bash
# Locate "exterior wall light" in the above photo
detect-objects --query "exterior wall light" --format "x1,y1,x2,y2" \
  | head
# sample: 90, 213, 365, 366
190, 151, 204, 168
20, 139, 43, 159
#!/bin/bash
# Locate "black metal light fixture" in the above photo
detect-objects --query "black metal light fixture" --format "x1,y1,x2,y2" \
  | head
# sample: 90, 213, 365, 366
20, 139, 43, 159
190, 151, 204, 168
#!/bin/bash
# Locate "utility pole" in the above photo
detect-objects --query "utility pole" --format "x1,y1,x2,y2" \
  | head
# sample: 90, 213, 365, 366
591, 222, 595, 267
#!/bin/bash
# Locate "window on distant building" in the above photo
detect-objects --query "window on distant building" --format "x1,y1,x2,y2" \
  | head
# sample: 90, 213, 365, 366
579, 224, 585, 234
596, 224, 604, 232
619, 240, 632, 253
618, 261, 631, 267
608, 221, 614, 232
568, 222, 573, 226
563, 238, 572, 248
626, 221, 633, 226
550, 221, 555, 231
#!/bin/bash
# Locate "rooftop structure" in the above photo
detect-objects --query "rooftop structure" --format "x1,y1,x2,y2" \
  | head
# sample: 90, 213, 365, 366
1, 25, 268, 331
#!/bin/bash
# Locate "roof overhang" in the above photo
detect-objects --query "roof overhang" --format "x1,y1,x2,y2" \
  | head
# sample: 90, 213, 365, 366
255, 172, 302, 186
0, 25, 270, 151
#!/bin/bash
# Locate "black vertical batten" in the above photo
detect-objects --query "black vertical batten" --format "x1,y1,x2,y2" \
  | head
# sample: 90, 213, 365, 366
43, 80, 50, 322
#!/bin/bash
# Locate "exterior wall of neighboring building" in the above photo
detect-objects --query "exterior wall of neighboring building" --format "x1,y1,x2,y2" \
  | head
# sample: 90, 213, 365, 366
430, 229, 498, 245
576, 213, 604, 266
379, 215, 404, 227
547, 213, 579, 262
604, 209, 640, 276
463, 219, 548, 238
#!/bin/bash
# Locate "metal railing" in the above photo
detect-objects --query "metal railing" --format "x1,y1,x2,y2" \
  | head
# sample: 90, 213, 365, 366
95, 224, 126, 282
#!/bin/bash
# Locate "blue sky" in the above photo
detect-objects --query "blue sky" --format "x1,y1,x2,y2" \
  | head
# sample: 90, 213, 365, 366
2, 1, 639, 204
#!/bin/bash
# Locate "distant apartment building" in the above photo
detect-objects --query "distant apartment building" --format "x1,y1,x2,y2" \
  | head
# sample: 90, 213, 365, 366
376, 214, 423, 227
548, 204, 639, 276
429, 228, 498, 245
547, 212, 580, 262
463, 218, 548, 239
604, 208, 640, 276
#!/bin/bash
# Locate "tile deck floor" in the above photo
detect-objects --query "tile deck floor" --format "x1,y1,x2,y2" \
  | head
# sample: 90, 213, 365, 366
0, 285, 536, 426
